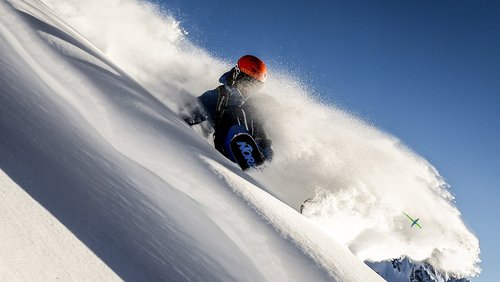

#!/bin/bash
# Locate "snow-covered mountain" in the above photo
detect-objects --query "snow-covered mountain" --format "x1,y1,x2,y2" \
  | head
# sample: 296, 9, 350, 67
368, 258, 471, 282
0, 0, 480, 281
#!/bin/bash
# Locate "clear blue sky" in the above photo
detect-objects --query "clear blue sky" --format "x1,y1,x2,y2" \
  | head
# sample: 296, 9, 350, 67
160, 0, 499, 280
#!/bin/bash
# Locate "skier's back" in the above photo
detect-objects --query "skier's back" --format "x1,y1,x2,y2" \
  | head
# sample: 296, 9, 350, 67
184, 55, 273, 167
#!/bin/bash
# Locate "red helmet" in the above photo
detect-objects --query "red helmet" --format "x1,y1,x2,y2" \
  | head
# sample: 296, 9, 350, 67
237, 55, 267, 82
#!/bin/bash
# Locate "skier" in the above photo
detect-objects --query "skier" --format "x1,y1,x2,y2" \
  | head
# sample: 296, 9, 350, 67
183, 55, 273, 167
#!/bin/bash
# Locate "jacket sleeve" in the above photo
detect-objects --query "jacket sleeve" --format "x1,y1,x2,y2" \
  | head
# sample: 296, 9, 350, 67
257, 138, 273, 160
183, 89, 218, 126
252, 120, 274, 160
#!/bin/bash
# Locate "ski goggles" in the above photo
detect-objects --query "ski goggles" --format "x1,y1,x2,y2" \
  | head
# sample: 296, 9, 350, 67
233, 66, 264, 90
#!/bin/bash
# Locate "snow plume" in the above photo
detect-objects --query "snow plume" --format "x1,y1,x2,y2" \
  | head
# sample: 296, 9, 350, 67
40, 0, 480, 278
254, 75, 481, 278
41, 0, 228, 109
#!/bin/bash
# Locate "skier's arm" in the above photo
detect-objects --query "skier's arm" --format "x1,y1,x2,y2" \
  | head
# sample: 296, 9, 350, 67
253, 121, 273, 160
183, 100, 207, 125
182, 90, 218, 126
256, 137, 273, 160
248, 95, 276, 161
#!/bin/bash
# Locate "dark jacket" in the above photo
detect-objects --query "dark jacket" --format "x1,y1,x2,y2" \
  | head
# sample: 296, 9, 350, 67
184, 72, 273, 160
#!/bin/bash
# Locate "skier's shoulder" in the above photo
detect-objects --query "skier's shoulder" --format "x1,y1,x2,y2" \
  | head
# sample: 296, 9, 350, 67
198, 87, 222, 110
246, 93, 277, 110
218, 70, 232, 85
199, 88, 218, 101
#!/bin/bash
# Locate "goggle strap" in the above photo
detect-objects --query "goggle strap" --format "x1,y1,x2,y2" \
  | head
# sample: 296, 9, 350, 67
232, 65, 241, 83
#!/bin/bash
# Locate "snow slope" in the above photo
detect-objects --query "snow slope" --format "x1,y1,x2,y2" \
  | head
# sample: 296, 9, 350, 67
0, 170, 120, 281
0, 0, 384, 281
1, 0, 481, 280
38, 0, 480, 279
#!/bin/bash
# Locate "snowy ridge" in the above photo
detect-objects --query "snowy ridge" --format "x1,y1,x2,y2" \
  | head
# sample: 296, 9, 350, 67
368, 258, 470, 282
0, 0, 382, 280
0, 170, 119, 281
0, 0, 480, 280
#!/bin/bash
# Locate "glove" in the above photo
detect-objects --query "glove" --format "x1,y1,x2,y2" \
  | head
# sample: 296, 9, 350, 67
257, 138, 273, 160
